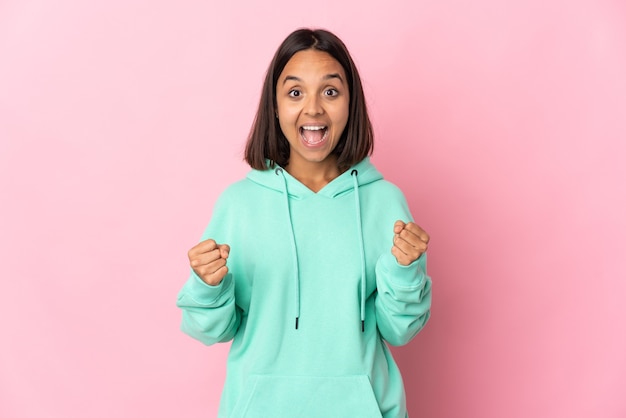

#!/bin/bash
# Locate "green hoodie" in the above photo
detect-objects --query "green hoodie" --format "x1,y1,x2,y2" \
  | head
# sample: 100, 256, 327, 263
177, 158, 432, 417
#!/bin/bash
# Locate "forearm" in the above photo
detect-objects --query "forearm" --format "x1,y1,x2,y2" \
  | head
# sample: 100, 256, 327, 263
375, 253, 432, 346
177, 272, 241, 345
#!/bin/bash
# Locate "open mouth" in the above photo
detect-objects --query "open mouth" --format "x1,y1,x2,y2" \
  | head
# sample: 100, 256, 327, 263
300, 125, 328, 146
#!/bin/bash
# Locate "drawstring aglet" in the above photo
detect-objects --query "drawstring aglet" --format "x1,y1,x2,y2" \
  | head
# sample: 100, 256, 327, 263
361, 320, 365, 332
295, 317, 299, 330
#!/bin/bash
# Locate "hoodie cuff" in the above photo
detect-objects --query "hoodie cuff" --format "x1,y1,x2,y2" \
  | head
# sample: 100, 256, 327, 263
186, 271, 234, 306
377, 252, 428, 289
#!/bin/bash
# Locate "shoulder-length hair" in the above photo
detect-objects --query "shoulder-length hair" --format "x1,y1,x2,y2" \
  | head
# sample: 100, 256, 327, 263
244, 28, 374, 171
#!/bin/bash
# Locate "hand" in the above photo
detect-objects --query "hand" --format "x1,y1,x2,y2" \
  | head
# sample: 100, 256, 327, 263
391, 221, 430, 266
188, 239, 231, 286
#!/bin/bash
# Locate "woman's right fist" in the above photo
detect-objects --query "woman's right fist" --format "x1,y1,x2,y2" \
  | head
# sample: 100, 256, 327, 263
188, 239, 230, 286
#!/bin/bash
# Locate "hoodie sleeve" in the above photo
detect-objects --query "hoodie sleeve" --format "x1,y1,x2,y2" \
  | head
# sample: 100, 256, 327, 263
176, 271, 241, 345
374, 243, 432, 347
176, 187, 242, 346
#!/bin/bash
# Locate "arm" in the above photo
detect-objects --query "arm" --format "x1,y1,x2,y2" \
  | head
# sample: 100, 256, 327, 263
375, 220, 432, 346
176, 271, 241, 345
375, 251, 432, 346
176, 190, 242, 345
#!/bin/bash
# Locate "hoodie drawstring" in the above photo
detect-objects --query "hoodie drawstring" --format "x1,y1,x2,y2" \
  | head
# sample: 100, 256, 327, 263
274, 167, 366, 333
275, 167, 301, 329
351, 169, 366, 332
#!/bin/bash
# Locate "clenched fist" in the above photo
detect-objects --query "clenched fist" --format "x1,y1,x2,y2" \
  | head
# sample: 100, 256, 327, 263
188, 239, 231, 286
391, 221, 430, 266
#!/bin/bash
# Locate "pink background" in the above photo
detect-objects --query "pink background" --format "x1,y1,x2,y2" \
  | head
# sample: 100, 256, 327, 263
1, 0, 625, 417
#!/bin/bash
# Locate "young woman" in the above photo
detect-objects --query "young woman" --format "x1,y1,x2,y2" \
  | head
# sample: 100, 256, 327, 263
177, 28, 432, 418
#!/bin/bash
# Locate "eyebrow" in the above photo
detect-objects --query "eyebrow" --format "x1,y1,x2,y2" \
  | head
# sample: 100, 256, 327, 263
282, 73, 345, 85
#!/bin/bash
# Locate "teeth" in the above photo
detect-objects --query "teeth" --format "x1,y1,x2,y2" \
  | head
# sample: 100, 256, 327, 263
301, 126, 326, 131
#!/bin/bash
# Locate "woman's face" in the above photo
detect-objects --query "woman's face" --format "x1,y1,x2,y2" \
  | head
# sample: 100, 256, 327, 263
275, 49, 349, 171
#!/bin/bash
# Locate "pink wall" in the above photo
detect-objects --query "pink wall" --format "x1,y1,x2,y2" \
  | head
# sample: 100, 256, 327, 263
1, 0, 624, 417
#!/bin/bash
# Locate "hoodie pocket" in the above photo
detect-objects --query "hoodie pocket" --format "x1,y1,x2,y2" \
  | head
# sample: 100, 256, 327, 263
231, 374, 383, 418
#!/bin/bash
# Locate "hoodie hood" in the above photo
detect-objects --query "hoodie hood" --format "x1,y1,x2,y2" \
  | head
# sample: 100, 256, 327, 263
246, 157, 383, 199
246, 157, 382, 331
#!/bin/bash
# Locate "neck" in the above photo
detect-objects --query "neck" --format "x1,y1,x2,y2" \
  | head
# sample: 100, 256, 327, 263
285, 157, 341, 193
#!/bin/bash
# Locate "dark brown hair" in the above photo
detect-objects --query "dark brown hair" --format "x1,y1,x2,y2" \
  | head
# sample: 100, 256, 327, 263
244, 28, 374, 171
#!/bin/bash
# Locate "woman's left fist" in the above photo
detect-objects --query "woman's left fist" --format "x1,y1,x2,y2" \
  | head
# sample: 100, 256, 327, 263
391, 220, 430, 266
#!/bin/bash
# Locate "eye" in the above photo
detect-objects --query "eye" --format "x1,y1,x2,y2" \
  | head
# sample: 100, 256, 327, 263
288, 89, 301, 98
324, 88, 339, 97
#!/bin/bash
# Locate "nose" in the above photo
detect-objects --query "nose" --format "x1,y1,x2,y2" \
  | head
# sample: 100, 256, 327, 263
304, 94, 323, 116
